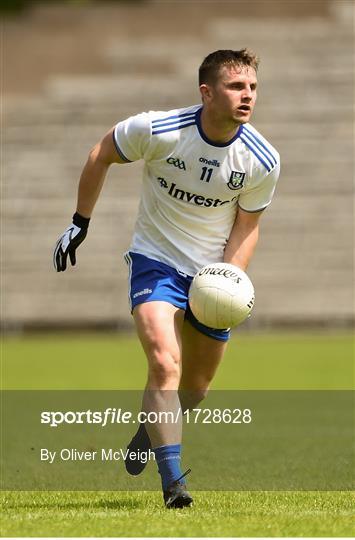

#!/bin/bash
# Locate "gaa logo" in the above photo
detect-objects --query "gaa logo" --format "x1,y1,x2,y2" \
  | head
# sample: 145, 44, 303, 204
227, 170, 246, 190
167, 156, 186, 171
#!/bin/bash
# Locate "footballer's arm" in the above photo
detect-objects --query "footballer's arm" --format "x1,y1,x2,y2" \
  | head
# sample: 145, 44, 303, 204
53, 128, 125, 272
223, 206, 263, 271
76, 127, 126, 218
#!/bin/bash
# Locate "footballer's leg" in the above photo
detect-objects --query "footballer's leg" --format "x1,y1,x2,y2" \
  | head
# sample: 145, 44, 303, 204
133, 301, 183, 447
127, 301, 193, 507
125, 301, 183, 475
179, 319, 228, 410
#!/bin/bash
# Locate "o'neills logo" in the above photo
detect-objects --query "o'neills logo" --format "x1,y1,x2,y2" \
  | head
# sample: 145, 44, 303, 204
199, 157, 220, 167
198, 267, 242, 283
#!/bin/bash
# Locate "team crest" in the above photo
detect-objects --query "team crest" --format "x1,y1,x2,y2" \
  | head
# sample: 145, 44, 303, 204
227, 171, 246, 190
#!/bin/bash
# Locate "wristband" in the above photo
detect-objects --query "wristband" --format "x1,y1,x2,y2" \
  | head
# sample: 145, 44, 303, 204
72, 212, 90, 229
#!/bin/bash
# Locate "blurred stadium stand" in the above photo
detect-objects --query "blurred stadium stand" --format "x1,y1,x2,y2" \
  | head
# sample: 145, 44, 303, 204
2, 0, 354, 331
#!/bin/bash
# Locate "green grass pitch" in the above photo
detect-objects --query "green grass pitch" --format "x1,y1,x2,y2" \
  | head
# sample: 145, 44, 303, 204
1, 332, 354, 537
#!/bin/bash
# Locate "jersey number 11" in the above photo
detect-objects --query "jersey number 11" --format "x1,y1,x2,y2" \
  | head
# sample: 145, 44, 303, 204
200, 167, 213, 182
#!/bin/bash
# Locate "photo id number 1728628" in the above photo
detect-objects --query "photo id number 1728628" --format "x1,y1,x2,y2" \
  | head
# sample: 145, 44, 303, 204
185, 408, 252, 424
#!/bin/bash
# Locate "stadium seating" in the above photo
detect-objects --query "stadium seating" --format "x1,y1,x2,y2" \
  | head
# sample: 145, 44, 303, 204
3, 1, 353, 330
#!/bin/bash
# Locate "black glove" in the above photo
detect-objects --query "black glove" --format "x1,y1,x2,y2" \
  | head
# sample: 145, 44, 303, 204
53, 212, 90, 272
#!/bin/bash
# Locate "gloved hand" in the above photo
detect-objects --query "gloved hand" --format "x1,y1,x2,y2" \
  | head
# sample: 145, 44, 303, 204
53, 212, 90, 272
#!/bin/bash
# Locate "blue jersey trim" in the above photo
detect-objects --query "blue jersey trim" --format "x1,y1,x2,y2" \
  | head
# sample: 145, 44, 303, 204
240, 131, 275, 171
152, 110, 198, 125
239, 134, 272, 172
241, 126, 277, 167
152, 121, 196, 135
112, 130, 132, 163
195, 107, 242, 147
152, 115, 196, 130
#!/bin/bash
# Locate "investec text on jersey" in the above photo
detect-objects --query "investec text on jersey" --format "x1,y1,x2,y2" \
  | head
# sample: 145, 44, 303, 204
157, 177, 238, 208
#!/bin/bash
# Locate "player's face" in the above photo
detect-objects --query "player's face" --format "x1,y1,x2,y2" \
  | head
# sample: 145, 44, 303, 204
207, 65, 257, 125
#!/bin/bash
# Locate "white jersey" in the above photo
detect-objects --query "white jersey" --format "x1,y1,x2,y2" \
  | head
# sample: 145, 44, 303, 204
113, 104, 280, 276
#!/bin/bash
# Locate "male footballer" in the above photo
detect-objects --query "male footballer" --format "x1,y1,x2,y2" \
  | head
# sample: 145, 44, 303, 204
54, 49, 280, 508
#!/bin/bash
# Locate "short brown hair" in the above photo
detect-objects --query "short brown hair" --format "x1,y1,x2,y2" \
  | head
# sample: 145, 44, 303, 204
199, 49, 259, 85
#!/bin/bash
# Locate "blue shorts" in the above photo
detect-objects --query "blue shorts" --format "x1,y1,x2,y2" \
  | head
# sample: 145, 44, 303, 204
124, 251, 230, 342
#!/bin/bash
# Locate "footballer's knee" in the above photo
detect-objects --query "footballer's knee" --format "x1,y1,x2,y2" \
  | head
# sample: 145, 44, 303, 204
147, 348, 181, 389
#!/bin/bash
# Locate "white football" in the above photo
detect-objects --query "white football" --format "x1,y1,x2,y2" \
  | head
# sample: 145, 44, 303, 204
188, 262, 255, 329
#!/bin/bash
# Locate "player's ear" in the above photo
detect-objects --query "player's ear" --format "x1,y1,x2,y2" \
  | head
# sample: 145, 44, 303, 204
199, 83, 213, 103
